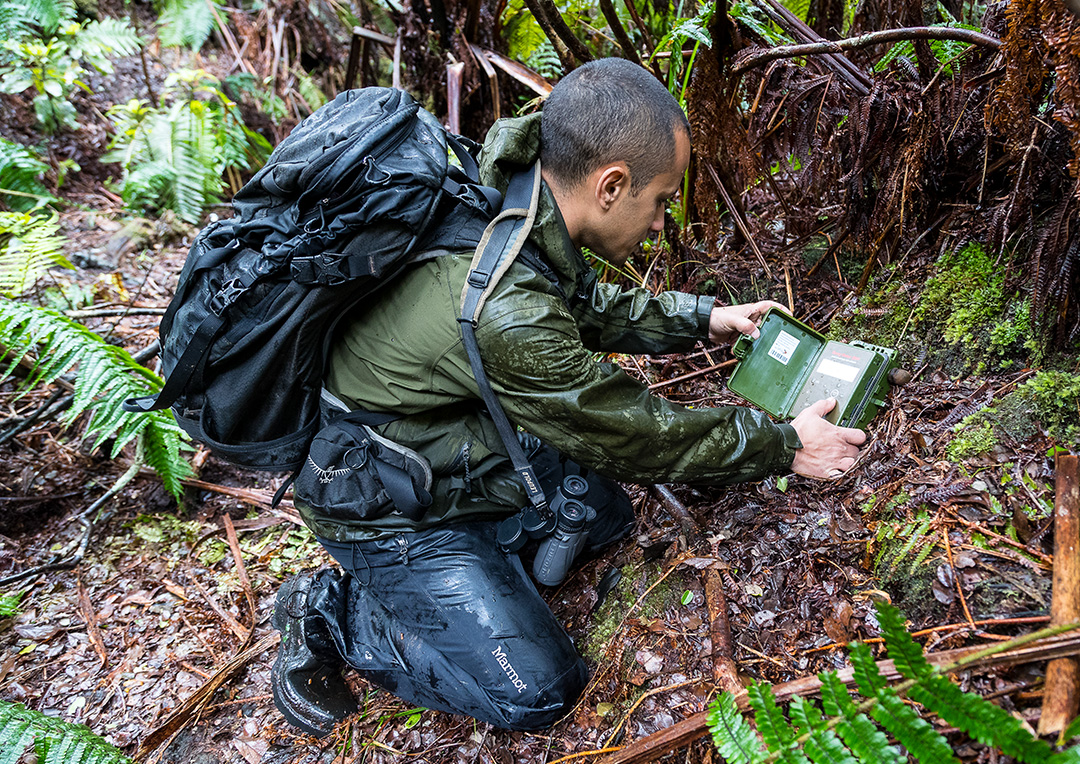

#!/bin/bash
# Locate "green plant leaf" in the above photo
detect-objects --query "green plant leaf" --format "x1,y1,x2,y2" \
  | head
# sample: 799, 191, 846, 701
907, 675, 1053, 762
819, 671, 905, 764
707, 691, 765, 764
0, 300, 193, 500
748, 682, 804, 758
0, 700, 130, 764
870, 690, 959, 763
876, 601, 933, 680
0, 211, 70, 296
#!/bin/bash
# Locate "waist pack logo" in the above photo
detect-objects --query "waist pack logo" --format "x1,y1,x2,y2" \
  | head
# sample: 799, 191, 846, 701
305, 455, 353, 484
294, 416, 433, 522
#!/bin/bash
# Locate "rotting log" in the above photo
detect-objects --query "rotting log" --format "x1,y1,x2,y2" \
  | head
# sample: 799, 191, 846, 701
1039, 453, 1080, 736
600, 631, 1080, 764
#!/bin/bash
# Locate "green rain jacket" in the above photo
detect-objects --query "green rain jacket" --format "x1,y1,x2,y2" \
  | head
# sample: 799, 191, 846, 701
302, 113, 801, 542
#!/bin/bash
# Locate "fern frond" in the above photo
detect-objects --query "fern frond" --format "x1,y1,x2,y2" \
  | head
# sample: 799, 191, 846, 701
870, 690, 960, 763
0, 138, 57, 212
0, 211, 70, 297
21, 0, 75, 35
877, 602, 933, 680
908, 676, 1054, 762
156, 0, 218, 50
74, 17, 143, 68
849, 642, 888, 696
708, 691, 767, 764
295, 70, 328, 114
818, 671, 905, 764
0, 700, 130, 764
0, 2, 32, 52
749, 682, 804, 758
789, 696, 858, 764
0, 300, 192, 500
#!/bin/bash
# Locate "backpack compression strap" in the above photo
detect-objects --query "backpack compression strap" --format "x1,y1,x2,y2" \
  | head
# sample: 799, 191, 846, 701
457, 162, 552, 521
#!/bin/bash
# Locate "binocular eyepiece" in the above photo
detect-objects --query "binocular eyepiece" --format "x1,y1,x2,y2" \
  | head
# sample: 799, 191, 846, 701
497, 475, 596, 587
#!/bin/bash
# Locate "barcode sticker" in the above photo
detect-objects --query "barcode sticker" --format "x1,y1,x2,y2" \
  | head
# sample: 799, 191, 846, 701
768, 331, 799, 365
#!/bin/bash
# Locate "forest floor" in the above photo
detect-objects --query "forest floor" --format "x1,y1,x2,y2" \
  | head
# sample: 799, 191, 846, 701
0, 36, 1076, 764
0, 199, 1069, 764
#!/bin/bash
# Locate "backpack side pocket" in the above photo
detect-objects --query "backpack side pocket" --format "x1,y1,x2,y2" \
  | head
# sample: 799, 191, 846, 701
295, 418, 433, 522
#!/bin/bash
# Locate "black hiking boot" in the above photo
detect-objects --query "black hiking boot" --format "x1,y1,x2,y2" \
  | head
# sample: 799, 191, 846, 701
271, 571, 358, 737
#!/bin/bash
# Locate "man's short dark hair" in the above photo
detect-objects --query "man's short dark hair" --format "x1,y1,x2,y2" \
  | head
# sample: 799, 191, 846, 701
540, 59, 690, 194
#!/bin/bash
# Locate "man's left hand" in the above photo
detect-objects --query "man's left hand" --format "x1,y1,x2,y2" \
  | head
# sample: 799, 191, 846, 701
708, 300, 789, 345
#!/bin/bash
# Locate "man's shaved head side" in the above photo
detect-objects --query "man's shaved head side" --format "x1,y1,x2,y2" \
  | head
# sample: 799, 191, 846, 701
540, 59, 690, 195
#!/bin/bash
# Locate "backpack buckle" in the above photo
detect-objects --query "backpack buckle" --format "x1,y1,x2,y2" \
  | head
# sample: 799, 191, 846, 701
292, 253, 348, 286
209, 278, 247, 315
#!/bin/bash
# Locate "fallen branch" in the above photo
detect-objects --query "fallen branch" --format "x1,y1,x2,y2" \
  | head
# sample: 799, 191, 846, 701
601, 625, 1080, 763
135, 631, 280, 760
0, 452, 143, 586
647, 359, 735, 392
732, 27, 1002, 76
1039, 454, 1080, 737
754, 0, 870, 94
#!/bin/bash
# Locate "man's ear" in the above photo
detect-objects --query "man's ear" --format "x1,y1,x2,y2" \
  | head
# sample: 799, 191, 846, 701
594, 163, 630, 210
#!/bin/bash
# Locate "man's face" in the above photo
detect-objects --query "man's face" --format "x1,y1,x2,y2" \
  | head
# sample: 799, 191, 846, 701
587, 128, 691, 267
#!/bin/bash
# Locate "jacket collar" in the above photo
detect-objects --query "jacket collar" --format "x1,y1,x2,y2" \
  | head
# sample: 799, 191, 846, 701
477, 113, 589, 290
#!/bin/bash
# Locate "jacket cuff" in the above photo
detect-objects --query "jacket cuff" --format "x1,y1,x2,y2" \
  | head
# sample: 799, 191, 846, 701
694, 295, 714, 338
774, 422, 802, 469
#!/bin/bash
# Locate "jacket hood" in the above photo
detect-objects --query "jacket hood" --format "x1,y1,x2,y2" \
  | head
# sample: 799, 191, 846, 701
477, 113, 590, 291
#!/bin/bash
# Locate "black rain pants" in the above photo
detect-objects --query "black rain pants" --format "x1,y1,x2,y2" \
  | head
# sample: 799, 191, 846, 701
304, 445, 634, 730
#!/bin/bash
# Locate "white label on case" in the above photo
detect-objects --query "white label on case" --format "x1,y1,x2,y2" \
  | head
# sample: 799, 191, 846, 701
768, 331, 799, 365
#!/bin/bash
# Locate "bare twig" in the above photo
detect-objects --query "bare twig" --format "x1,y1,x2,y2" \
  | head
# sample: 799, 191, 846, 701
704, 162, 773, 278
523, 0, 593, 66
0, 451, 143, 586
732, 27, 1002, 76
221, 513, 257, 648
647, 359, 736, 392
753, 0, 870, 95
135, 632, 280, 760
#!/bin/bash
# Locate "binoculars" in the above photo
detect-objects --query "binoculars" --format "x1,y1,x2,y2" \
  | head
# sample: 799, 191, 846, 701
496, 474, 596, 586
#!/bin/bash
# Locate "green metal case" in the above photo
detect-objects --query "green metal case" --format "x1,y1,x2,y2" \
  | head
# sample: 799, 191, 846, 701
727, 308, 897, 430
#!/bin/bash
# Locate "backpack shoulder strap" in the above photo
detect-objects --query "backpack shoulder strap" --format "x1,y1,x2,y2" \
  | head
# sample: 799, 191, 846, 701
457, 162, 552, 523
458, 162, 542, 325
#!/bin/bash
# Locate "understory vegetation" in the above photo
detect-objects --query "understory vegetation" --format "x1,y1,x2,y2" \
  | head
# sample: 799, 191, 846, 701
0, 0, 1078, 760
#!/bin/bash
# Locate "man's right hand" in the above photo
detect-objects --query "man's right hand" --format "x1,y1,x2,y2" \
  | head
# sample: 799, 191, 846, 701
789, 398, 867, 479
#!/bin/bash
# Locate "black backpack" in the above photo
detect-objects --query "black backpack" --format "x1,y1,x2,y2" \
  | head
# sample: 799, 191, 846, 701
124, 87, 505, 472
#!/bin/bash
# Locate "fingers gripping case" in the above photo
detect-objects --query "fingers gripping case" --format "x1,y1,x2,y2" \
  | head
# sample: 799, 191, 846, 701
727, 308, 898, 430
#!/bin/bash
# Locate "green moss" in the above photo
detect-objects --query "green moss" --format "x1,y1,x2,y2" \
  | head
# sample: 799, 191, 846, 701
1019, 370, 1080, 443
946, 370, 1080, 462
583, 562, 683, 663
946, 420, 997, 460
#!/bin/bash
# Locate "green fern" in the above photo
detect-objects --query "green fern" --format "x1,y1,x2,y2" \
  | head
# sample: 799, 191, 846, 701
104, 70, 270, 223
0, 211, 70, 297
0, 700, 131, 764
0, 139, 57, 212
0, 299, 192, 499
156, 0, 219, 51
708, 602, 1080, 762
874, 510, 937, 575
0, 590, 24, 617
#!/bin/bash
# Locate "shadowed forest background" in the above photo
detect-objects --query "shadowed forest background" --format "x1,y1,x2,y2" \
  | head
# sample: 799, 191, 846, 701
1, 0, 1080, 760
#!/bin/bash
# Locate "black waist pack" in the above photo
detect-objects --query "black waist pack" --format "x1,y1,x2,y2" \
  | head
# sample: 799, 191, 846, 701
294, 409, 433, 523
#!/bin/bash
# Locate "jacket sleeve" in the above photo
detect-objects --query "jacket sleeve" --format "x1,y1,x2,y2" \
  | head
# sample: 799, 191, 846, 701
571, 269, 715, 355
476, 295, 800, 485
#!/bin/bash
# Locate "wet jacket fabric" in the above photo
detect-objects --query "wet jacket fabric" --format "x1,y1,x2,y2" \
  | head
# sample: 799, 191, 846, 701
302, 113, 800, 542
